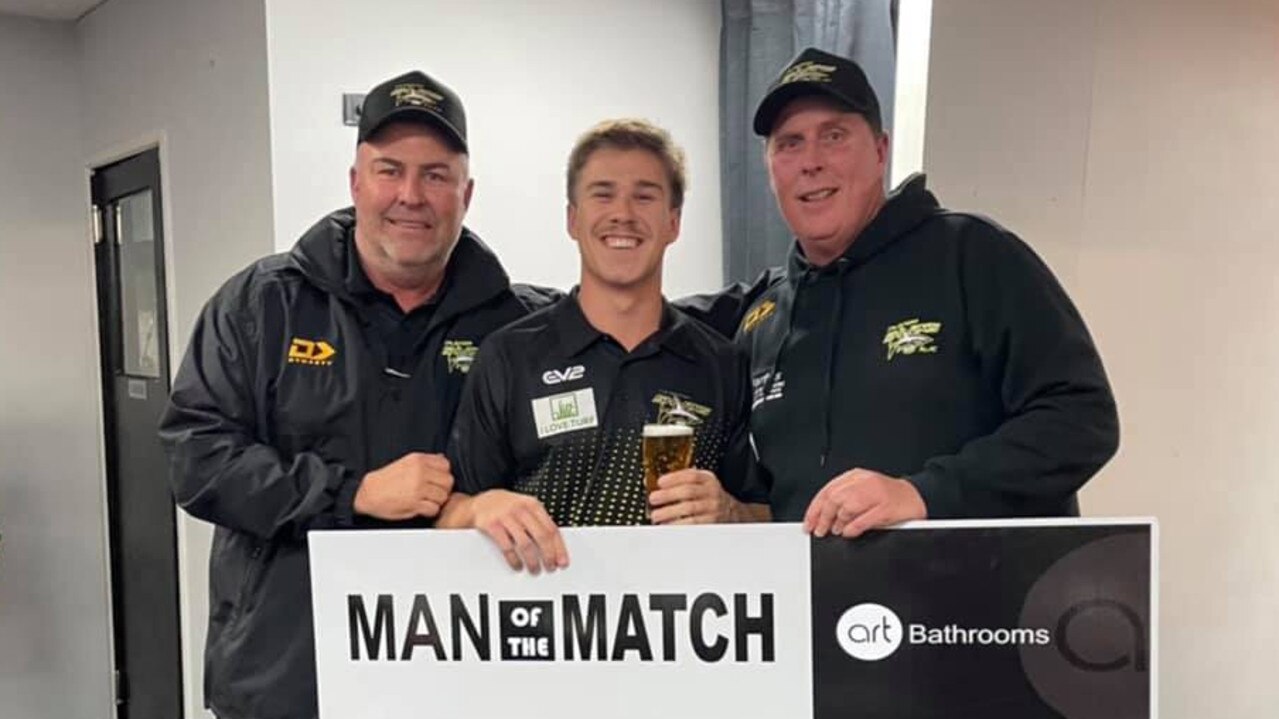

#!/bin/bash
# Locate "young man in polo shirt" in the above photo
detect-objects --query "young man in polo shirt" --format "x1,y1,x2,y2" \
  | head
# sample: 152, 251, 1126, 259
440, 119, 769, 572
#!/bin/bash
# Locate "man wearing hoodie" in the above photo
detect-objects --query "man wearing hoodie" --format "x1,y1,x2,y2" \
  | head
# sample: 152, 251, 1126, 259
734, 48, 1119, 537
159, 70, 548, 719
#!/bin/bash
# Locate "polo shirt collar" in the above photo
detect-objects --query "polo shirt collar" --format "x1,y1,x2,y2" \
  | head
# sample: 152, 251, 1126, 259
550, 289, 699, 362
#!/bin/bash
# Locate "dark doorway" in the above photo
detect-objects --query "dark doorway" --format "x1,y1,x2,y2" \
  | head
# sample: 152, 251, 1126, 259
91, 148, 183, 719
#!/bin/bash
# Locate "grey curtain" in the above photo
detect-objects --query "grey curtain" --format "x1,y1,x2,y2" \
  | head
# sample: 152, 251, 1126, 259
720, 0, 898, 283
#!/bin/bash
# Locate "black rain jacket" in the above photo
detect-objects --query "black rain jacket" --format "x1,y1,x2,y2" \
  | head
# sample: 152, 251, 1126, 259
159, 208, 549, 719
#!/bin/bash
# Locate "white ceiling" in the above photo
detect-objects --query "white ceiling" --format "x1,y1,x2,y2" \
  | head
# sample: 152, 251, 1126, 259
0, 0, 104, 21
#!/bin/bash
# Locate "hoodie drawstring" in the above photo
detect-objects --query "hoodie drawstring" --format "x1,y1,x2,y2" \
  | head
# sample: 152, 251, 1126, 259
818, 258, 852, 467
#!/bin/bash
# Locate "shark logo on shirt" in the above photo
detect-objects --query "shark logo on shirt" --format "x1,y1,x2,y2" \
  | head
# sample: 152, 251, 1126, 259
441, 340, 478, 374
651, 392, 712, 426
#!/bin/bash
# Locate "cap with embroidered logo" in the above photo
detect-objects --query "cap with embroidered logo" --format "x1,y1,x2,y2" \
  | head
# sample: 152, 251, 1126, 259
357, 70, 467, 151
753, 47, 882, 136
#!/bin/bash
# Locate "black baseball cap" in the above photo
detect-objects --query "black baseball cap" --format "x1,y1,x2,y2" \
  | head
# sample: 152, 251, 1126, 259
753, 47, 882, 136
357, 70, 468, 152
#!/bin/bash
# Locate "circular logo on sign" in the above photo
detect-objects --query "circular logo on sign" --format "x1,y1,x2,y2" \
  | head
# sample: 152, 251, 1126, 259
835, 603, 903, 661
1018, 533, 1150, 719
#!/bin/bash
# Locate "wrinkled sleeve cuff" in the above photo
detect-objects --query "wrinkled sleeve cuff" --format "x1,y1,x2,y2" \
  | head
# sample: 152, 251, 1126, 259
331, 468, 361, 529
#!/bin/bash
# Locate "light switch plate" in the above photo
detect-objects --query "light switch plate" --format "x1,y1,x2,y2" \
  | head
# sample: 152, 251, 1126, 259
342, 93, 365, 127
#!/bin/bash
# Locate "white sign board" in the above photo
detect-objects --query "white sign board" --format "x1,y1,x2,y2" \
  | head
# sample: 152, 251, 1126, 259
311, 524, 811, 718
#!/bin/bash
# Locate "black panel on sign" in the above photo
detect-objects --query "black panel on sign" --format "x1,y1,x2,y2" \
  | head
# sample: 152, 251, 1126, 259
810, 525, 1151, 719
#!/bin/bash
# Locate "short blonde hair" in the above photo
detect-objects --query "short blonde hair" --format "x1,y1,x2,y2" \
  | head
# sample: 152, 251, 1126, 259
566, 118, 687, 209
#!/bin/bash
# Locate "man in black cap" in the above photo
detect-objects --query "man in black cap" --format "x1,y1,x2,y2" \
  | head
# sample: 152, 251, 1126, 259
730, 48, 1119, 536
160, 70, 549, 719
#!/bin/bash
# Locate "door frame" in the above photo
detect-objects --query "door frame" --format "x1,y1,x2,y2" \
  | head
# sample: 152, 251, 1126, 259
86, 132, 201, 719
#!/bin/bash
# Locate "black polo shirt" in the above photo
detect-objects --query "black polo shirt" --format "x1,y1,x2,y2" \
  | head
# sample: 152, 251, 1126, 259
345, 246, 441, 375
448, 293, 765, 526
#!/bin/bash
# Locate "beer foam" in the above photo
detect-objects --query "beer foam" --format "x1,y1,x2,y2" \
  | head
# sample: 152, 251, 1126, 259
642, 424, 694, 437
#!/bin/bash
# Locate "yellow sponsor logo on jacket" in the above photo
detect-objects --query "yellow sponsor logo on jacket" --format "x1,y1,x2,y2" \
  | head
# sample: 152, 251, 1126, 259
288, 338, 337, 366
741, 300, 777, 334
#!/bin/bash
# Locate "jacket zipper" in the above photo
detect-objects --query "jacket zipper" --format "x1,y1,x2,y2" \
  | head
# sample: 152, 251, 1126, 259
235, 542, 268, 617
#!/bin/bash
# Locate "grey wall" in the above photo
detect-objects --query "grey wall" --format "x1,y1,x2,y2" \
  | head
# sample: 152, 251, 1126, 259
925, 0, 1279, 714
0, 1, 274, 718
77, 0, 276, 715
0, 13, 115, 719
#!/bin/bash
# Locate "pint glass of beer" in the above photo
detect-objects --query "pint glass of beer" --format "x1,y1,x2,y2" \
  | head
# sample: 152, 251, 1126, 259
642, 424, 695, 494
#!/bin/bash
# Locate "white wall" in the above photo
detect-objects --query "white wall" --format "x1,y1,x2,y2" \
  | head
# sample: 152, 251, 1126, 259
265, 0, 724, 296
925, 0, 1279, 714
0, 13, 114, 719
77, 0, 276, 717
